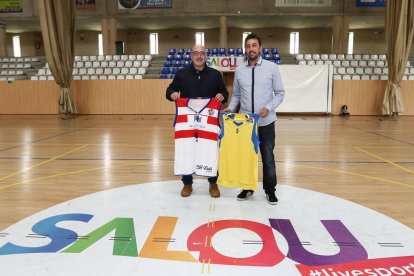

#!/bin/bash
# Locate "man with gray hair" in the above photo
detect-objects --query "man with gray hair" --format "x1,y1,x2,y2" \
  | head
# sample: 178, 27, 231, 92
166, 44, 228, 198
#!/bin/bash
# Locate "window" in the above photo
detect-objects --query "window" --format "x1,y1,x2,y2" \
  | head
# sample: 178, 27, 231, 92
13, 36, 21, 57
195, 32, 204, 46
348, 32, 354, 55
289, 32, 299, 54
149, 33, 158, 55
242, 32, 251, 48
98, 34, 103, 55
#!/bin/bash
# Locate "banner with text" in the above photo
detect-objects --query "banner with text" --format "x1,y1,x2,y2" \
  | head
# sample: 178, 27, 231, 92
118, 0, 172, 9
296, 255, 414, 276
275, 0, 332, 7
356, 0, 385, 7
206, 56, 245, 72
76, 0, 96, 10
0, 0, 22, 13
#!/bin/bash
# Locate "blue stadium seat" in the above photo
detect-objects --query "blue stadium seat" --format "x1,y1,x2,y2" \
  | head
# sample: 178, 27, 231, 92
175, 54, 183, 61
169, 74, 175, 79
160, 74, 168, 79
164, 60, 172, 67
172, 67, 180, 74
262, 48, 269, 55
276, 60, 282, 64
272, 54, 280, 61
263, 53, 271, 60
184, 54, 191, 61
183, 60, 191, 67
219, 48, 226, 56
169, 48, 176, 55
185, 48, 192, 55
162, 67, 171, 74
211, 48, 218, 56
205, 48, 210, 56
173, 60, 182, 67
228, 48, 235, 56
271, 48, 279, 54
236, 48, 244, 56
178, 48, 185, 55
166, 54, 174, 61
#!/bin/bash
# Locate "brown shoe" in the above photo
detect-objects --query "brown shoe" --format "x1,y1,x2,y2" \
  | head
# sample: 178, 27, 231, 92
181, 185, 193, 197
209, 183, 220, 198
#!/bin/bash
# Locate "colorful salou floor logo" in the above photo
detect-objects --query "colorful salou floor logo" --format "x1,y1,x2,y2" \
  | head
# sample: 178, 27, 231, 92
0, 180, 414, 276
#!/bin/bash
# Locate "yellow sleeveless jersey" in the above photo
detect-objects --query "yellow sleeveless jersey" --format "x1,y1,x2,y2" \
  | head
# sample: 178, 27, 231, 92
217, 113, 260, 190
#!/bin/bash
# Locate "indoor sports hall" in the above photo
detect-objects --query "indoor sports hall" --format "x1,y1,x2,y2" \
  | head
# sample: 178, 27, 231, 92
0, 1, 413, 275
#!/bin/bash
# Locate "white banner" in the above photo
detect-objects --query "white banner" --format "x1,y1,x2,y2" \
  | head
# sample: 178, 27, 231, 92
277, 65, 333, 113
275, 0, 332, 7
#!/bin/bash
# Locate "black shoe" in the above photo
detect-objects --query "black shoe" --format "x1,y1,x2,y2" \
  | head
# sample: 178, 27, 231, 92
237, 190, 254, 201
266, 192, 278, 205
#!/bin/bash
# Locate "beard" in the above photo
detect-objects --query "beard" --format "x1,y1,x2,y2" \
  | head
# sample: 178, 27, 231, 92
247, 51, 259, 61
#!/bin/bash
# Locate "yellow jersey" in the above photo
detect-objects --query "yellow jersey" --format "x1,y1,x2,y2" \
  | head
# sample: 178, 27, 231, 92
217, 113, 260, 190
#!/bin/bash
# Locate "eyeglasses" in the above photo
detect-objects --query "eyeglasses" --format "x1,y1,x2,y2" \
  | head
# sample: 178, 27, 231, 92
192, 51, 206, 56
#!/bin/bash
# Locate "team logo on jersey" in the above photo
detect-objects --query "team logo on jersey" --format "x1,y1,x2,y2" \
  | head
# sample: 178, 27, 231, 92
195, 165, 212, 173
207, 108, 215, 116
193, 115, 202, 122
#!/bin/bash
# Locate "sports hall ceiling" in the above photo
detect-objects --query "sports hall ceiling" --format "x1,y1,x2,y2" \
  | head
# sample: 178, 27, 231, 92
2, 15, 384, 33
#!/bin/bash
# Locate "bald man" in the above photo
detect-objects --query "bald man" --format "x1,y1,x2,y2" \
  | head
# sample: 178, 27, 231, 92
166, 44, 228, 198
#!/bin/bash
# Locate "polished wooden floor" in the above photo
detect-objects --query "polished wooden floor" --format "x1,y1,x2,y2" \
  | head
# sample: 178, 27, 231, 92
0, 114, 413, 231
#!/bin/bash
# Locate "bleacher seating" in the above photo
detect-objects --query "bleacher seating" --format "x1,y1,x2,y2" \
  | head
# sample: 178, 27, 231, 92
296, 53, 413, 80
158, 46, 285, 79
29, 54, 150, 80
0, 56, 44, 81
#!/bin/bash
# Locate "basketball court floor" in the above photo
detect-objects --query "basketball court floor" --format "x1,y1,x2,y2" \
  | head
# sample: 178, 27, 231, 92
0, 114, 413, 275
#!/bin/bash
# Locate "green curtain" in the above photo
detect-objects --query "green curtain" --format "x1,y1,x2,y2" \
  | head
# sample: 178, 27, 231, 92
382, 0, 414, 116
38, 0, 77, 114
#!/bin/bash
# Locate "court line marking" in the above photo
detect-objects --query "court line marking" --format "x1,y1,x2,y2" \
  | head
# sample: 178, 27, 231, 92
293, 164, 413, 189
0, 145, 89, 182
0, 125, 100, 153
353, 147, 414, 174
0, 161, 149, 190
0, 143, 174, 147
1, 155, 411, 190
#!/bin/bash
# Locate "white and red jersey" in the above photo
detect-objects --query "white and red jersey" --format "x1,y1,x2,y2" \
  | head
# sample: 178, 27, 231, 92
174, 98, 222, 177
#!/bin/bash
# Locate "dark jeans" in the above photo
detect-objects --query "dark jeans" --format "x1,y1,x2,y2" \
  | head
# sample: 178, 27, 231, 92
182, 175, 217, 185
258, 122, 277, 193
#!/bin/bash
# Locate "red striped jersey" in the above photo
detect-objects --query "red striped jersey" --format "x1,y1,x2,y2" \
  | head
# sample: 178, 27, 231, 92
174, 98, 222, 177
